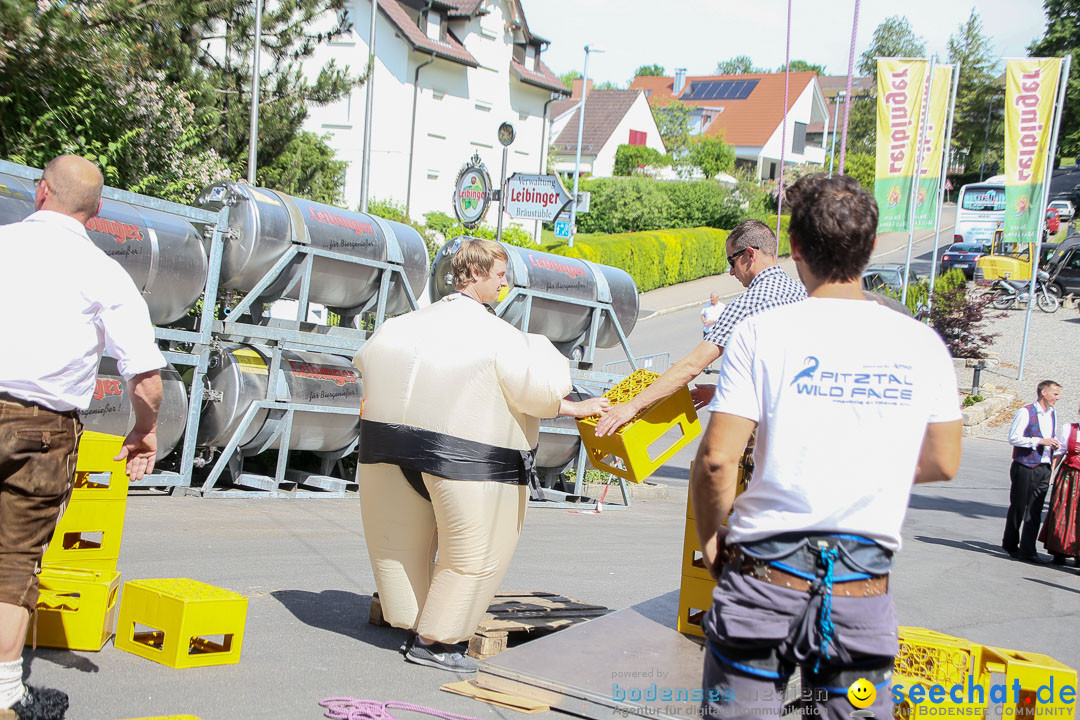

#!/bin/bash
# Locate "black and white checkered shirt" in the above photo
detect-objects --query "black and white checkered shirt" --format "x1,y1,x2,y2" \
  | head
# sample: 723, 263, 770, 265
703, 265, 807, 349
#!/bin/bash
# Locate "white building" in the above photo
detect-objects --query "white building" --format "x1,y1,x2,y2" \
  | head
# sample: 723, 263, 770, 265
547, 80, 667, 178
631, 70, 830, 180
302, 0, 568, 223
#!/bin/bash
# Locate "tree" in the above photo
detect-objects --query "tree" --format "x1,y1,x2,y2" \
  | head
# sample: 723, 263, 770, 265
715, 56, 764, 75
947, 9, 1000, 173
858, 16, 927, 75
652, 100, 694, 160
688, 136, 736, 178
1029, 0, 1080, 159
613, 145, 667, 176
634, 64, 666, 77
560, 70, 582, 91
840, 96, 877, 156
781, 60, 826, 75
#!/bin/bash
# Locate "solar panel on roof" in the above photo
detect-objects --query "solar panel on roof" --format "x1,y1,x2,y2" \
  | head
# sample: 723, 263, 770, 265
683, 79, 760, 101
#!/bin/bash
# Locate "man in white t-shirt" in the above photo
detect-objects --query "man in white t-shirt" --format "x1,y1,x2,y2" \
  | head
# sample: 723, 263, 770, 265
691, 173, 962, 718
700, 293, 724, 336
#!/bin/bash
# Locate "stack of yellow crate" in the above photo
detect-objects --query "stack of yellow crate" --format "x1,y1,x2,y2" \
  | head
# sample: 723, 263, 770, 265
576, 370, 701, 483
27, 431, 128, 651
677, 441, 755, 637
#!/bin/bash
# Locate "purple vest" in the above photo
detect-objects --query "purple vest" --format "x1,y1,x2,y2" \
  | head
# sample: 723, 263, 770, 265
1012, 403, 1055, 468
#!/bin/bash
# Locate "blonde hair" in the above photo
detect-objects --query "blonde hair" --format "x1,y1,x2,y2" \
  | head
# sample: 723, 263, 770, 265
451, 238, 508, 289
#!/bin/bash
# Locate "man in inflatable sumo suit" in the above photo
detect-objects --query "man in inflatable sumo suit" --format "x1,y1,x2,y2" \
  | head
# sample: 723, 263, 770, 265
353, 238, 608, 673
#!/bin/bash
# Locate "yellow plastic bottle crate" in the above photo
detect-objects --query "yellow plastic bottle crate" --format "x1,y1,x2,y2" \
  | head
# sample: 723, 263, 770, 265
681, 517, 712, 582
981, 644, 1078, 719
72, 431, 129, 501
676, 574, 714, 638
26, 566, 121, 652
577, 370, 701, 483
115, 579, 248, 669
42, 498, 126, 572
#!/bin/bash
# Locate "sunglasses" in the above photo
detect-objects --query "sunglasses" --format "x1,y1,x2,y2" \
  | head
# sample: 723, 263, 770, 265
727, 246, 757, 266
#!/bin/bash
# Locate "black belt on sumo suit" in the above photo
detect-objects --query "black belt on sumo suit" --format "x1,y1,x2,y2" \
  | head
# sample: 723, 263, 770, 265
358, 419, 539, 502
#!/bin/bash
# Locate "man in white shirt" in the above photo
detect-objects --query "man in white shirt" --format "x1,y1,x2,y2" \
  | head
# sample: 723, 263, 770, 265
700, 293, 725, 336
0, 156, 165, 720
1003, 380, 1064, 563
692, 173, 962, 718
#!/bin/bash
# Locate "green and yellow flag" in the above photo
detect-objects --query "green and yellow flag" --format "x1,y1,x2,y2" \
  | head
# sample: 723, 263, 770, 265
913, 65, 953, 230
875, 59, 928, 232
1004, 58, 1061, 243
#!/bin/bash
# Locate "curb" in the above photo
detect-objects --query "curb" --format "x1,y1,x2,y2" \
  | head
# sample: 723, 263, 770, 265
639, 289, 744, 322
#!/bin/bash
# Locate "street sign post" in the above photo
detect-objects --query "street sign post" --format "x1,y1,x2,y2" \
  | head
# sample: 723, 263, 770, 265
504, 173, 573, 223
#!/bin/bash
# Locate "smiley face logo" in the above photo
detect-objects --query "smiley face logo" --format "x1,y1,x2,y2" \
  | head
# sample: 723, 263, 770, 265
847, 678, 876, 709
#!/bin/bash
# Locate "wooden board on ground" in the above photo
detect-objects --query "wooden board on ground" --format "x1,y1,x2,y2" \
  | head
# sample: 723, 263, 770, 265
368, 591, 609, 659
441, 680, 550, 714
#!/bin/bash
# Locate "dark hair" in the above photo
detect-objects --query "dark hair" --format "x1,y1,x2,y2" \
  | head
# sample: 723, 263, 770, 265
786, 173, 878, 282
1037, 380, 1061, 399
727, 219, 777, 257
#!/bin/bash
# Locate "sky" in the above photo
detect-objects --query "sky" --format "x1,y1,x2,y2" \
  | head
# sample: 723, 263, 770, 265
518, 0, 1050, 84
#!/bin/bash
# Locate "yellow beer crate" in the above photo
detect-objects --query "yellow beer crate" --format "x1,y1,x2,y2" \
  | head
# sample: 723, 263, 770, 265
27, 566, 121, 651
676, 574, 714, 638
115, 578, 248, 669
577, 370, 701, 483
42, 498, 126, 572
71, 431, 129, 501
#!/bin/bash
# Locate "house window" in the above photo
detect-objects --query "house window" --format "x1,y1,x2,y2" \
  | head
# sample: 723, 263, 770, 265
628, 130, 647, 146
425, 10, 442, 42
792, 122, 808, 154
526, 44, 539, 71
513, 44, 526, 64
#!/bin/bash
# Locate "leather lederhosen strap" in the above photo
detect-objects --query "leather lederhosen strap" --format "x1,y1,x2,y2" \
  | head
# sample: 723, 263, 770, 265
726, 545, 889, 598
358, 419, 538, 502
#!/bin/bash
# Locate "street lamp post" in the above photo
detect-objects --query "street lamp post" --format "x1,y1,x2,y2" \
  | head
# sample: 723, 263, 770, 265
828, 91, 845, 178
569, 44, 603, 248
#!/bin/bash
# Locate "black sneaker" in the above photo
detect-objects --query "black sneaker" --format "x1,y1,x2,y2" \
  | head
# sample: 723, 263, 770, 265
405, 640, 478, 673
1051, 553, 1067, 566
9, 685, 68, 720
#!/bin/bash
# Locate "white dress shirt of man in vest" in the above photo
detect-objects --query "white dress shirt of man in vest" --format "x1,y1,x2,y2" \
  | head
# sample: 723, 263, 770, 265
0, 155, 165, 720
353, 238, 608, 673
691, 173, 963, 720
594, 220, 806, 437
701, 292, 725, 336
1002, 380, 1065, 563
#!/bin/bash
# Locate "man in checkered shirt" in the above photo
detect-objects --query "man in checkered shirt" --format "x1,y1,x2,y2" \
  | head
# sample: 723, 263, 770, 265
594, 219, 806, 437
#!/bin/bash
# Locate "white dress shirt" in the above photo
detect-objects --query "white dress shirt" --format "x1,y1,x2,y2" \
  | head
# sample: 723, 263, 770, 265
1008, 403, 1067, 465
0, 210, 165, 412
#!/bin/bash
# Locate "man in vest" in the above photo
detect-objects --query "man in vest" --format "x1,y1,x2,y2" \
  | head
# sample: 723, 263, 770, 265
1003, 380, 1063, 563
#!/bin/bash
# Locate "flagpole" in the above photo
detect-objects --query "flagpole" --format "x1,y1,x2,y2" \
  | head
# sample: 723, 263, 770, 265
927, 63, 961, 312
1019, 54, 1071, 381
901, 57, 934, 306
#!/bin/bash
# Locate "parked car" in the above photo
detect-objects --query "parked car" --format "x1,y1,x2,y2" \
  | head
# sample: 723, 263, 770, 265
1045, 235, 1080, 296
1048, 198, 1074, 222
861, 264, 921, 294
939, 243, 987, 278
1046, 208, 1061, 235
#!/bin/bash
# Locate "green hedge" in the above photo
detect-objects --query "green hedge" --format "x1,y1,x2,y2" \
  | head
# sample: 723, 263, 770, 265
543, 227, 729, 292
883, 268, 967, 315
540, 215, 790, 293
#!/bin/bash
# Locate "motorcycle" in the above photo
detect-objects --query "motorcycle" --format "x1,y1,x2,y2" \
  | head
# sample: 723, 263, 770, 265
989, 270, 1060, 312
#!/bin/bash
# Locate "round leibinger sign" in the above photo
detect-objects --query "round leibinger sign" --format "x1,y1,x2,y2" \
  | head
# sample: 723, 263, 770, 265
453, 153, 492, 229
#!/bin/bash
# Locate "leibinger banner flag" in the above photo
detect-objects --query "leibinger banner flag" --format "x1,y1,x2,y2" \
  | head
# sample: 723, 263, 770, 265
1004, 57, 1061, 243
913, 65, 953, 230
875, 59, 928, 232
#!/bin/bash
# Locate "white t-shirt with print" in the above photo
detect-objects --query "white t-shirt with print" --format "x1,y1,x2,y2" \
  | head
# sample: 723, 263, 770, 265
707, 297, 961, 551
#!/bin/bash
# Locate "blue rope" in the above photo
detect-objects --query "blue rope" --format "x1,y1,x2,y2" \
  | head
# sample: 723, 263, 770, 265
813, 545, 839, 674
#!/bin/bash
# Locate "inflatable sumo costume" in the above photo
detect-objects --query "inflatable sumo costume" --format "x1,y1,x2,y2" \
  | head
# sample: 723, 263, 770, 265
353, 240, 571, 645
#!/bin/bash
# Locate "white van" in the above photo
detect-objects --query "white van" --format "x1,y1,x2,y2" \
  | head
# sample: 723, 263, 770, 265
954, 182, 1005, 246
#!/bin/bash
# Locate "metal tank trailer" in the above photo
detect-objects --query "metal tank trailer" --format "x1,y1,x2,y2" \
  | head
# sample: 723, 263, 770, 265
196, 182, 429, 325
431, 238, 642, 505
193, 343, 363, 494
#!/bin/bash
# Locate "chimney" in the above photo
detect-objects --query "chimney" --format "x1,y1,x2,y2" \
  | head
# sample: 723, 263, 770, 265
571, 78, 594, 99
674, 68, 687, 95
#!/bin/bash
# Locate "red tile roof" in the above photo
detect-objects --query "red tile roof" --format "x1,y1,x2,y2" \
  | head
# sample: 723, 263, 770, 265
631, 71, 818, 147
511, 60, 570, 95
549, 90, 646, 155
381, 0, 478, 67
